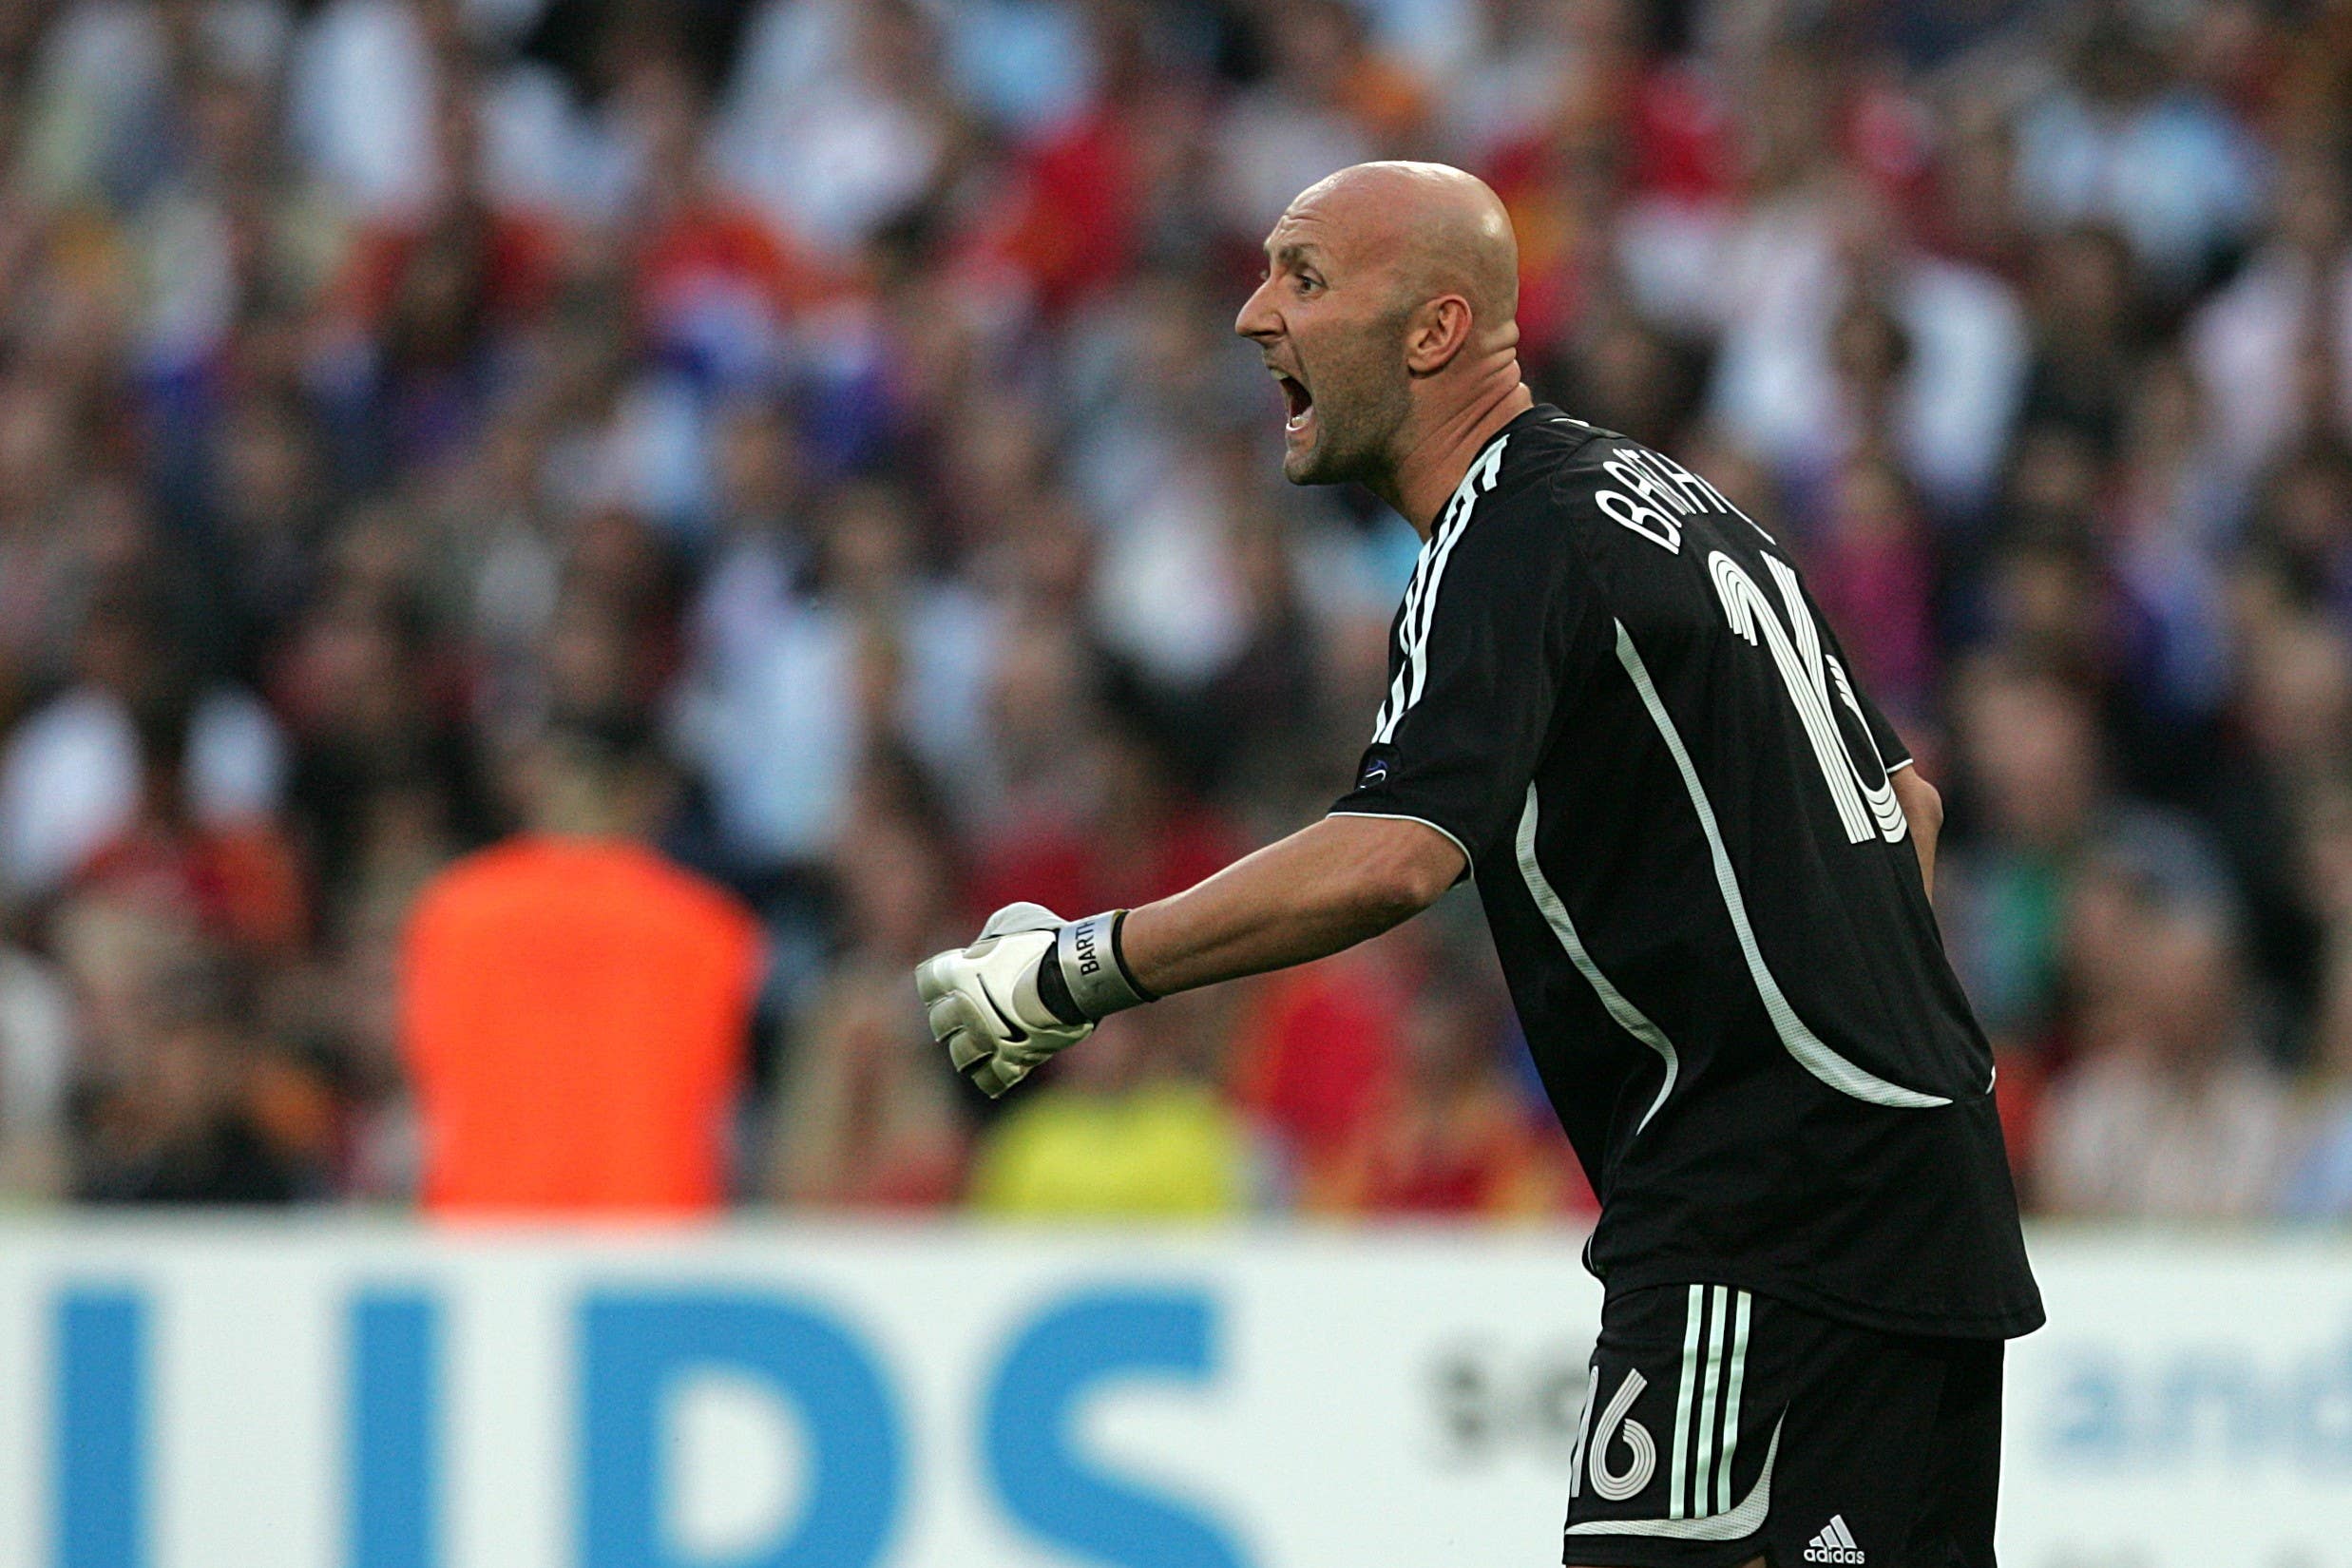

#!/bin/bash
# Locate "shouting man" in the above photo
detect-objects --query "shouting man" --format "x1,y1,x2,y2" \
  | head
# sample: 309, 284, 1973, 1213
918, 162, 2040, 1568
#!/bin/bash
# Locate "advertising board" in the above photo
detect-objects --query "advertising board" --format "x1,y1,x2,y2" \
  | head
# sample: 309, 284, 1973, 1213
0, 1223, 2341, 1567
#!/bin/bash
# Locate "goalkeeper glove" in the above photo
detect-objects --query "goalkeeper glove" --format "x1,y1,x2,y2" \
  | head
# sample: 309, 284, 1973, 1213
913, 902, 1156, 1097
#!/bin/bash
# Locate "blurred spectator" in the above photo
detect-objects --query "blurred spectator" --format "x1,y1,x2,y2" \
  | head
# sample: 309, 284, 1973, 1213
766, 773, 971, 1210
2035, 816, 2292, 1218
0, 386, 99, 683
2013, 9, 2263, 289
0, 913, 72, 1197
1802, 450, 1938, 722
1941, 657, 2106, 1054
1701, 177, 2028, 512
967, 710, 1243, 926
76, 979, 332, 1205
2189, 155, 2352, 484
283, 0, 447, 220
2284, 945, 2352, 1218
402, 720, 758, 1214
968, 998, 1255, 1218
186, 393, 335, 684
72, 688, 307, 956
1229, 930, 1416, 1194
1310, 966, 1579, 1219
627, 87, 816, 413
717, 0, 965, 259
678, 476, 996, 878
277, 576, 493, 951
2017, 225, 2144, 462
0, 588, 283, 905
1213, 0, 1423, 238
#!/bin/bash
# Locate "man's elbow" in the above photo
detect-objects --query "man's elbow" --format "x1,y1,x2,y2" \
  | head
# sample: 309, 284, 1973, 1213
1361, 870, 1449, 926
1354, 829, 1465, 922
1896, 767, 1943, 838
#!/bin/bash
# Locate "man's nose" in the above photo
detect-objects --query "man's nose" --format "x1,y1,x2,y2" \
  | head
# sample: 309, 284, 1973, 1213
1234, 277, 1279, 341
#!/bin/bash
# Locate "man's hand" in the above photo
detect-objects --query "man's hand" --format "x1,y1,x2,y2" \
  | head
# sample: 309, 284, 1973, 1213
915, 904, 1089, 1097
914, 903, 1154, 1097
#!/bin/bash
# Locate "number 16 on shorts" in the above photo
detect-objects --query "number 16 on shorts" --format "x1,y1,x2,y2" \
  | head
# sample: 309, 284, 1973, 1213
1565, 1286, 1777, 1545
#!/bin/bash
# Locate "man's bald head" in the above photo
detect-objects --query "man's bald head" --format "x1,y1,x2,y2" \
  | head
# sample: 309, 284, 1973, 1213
1236, 161, 1530, 507
1285, 162, 1520, 334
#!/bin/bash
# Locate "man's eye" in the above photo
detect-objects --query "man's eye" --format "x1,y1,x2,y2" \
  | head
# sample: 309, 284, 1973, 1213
1294, 275, 1322, 294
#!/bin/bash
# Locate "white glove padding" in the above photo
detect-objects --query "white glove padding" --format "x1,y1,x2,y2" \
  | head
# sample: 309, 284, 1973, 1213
914, 902, 1094, 1098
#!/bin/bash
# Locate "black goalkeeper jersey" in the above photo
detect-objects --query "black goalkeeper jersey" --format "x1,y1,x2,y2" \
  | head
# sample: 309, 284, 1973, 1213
1332, 405, 2043, 1340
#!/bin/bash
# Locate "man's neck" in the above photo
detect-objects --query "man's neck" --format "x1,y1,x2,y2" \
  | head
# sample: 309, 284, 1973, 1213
1377, 376, 1536, 537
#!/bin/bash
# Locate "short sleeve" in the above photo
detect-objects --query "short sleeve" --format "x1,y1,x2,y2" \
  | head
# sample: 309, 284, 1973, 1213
1806, 579, 1913, 774
1826, 621, 1912, 774
1329, 490, 1599, 873
1861, 685, 1913, 773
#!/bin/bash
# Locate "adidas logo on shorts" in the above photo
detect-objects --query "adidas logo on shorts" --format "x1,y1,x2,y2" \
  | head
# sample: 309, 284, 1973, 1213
1803, 1515, 1864, 1563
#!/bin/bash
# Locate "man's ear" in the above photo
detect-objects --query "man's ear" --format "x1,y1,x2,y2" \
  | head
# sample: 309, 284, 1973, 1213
1403, 296, 1474, 375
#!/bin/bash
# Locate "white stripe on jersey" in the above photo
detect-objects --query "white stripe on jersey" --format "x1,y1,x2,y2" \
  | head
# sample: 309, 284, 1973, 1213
1373, 543, 1435, 742
1516, 784, 1675, 1132
1404, 459, 1483, 709
1373, 436, 1510, 743
1612, 619, 1954, 1111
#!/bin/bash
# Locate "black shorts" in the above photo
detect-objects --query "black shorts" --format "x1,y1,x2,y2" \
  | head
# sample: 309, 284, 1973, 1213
1561, 1283, 2004, 1568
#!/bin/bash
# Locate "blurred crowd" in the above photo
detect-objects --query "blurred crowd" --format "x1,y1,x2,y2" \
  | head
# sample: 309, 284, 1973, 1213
0, 0, 2350, 1223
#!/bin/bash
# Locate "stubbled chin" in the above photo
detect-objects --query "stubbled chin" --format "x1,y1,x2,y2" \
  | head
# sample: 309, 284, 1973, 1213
1281, 403, 1346, 483
1281, 433, 1323, 483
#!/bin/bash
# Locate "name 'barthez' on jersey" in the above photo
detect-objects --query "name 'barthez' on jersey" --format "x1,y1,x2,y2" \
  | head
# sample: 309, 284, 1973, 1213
1332, 404, 2042, 1339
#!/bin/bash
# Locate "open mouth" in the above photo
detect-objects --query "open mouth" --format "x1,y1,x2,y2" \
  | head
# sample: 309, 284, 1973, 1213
1275, 372, 1314, 435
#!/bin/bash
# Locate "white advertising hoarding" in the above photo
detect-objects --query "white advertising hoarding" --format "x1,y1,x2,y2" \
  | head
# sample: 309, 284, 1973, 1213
0, 1222, 2341, 1567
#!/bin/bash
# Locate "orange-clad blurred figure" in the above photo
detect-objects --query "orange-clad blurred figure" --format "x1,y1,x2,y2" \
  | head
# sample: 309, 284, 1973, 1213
402, 719, 760, 1215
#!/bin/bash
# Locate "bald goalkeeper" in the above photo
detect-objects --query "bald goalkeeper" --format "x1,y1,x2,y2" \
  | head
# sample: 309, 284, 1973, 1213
919, 163, 2040, 1568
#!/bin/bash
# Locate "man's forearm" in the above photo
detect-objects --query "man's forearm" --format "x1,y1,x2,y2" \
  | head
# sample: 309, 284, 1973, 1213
1119, 814, 1466, 997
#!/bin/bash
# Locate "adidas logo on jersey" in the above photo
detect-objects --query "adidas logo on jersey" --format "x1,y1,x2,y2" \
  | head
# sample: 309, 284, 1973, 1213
1803, 1515, 1864, 1563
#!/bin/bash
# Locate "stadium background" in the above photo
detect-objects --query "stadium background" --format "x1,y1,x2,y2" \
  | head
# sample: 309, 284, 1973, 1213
0, 0, 2347, 1564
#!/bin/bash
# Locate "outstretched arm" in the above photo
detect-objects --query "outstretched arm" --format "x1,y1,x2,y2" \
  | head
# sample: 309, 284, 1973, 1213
915, 814, 1464, 1097
1120, 813, 1465, 995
